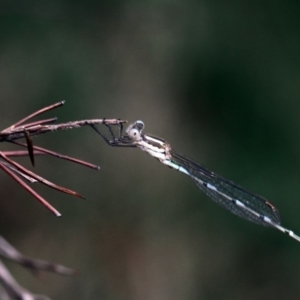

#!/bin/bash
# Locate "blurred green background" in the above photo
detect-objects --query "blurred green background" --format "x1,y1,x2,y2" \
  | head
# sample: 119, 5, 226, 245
1, 1, 300, 299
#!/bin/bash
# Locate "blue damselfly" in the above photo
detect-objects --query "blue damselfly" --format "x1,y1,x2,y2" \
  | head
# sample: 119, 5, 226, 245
91, 120, 300, 242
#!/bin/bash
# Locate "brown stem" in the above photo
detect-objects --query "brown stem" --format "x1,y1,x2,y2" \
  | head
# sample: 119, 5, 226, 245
3, 150, 46, 157
4, 101, 65, 130
0, 118, 127, 141
11, 141, 100, 170
0, 161, 61, 217
0, 152, 84, 199
22, 117, 58, 128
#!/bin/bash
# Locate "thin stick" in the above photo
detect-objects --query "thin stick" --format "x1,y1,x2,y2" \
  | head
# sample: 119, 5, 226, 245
22, 117, 58, 128
3, 150, 46, 157
0, 236, 75, 275
0, 162, 61, 217
24, 130, 35, 166
0, 152, 84, 199
0, 118, 127, 141
11, 141, 100, 170
4, 101, 65, 130
0, 162, 37, 183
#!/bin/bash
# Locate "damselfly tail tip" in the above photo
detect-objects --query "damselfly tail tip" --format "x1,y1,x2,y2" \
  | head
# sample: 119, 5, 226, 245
60, 100, 66, 105
274, 223, 300, 242
288, 230, 300, 242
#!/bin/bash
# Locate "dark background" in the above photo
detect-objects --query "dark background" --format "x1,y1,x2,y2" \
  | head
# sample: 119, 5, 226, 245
1, 1, 300, 299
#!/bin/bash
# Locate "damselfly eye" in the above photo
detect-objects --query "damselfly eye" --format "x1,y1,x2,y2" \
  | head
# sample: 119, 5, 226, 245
135, 120, 145, 131
127, 128, 142, 140
126, 120, 144, 141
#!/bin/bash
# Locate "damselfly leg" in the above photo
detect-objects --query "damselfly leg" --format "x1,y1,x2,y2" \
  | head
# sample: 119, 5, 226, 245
90, 121, 136, 147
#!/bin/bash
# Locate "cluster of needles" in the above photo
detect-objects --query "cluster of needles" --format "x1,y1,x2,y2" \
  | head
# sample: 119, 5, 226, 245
0, 101, 127, 216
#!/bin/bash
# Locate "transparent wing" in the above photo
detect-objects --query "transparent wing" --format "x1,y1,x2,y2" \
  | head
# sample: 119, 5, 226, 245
171, 151, 281, 226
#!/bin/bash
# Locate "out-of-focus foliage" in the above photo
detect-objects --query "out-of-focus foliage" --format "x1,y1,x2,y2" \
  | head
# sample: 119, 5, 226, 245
1, 1, 300, 299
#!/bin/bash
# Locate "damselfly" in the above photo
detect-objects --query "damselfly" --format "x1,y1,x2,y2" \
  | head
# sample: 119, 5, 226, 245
91, 120, 300, 242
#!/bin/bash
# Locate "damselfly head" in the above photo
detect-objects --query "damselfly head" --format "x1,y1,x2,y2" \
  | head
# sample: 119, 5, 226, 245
126, 120, 144, 141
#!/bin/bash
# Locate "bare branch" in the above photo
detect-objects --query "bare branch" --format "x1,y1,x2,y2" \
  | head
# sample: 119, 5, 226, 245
3, 150, 46, 157
0, 161, 61, 217
0, 119, 127, 142
11, 141, 100, 170
0, 102, 116, 299
0, 162, 38, 183
24, 130, 35, 167
0, 236, 74, 276
0, 102, 125, 216
22, 118, 58, 128
4, 101, 65, 131
0, 152, 84, 199
0, 259, 49, 300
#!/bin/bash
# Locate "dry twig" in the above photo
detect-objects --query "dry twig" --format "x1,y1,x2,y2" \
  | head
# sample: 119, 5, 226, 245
0, 101, 126, 216
0, 101, 126, 299
0, 235, 73, 300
